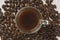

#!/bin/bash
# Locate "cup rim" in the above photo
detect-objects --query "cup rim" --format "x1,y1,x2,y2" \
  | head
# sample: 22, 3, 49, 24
15, 6, 42, 34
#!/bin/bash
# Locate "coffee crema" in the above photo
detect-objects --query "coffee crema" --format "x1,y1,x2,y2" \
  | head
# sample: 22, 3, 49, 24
19, 10, 39, 30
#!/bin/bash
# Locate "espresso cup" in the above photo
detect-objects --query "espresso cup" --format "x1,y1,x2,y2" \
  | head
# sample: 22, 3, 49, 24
15, 7, 43, 34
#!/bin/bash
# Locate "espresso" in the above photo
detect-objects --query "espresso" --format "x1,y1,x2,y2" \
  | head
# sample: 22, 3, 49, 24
18, 8, 40, 31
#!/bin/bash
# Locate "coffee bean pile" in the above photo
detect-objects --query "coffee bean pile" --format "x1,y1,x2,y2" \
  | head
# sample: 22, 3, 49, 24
0, 0, 60, 40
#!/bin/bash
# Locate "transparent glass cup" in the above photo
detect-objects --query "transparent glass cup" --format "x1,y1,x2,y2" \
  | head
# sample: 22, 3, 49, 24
15, 7, 47, 34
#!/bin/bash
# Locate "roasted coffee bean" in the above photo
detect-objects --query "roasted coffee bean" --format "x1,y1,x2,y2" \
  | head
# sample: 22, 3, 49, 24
3, 4, 10, 7
0, 10, 3, 18
2, 4, 11, 11
0, 9, 3, 24
46, 0, 53, 5
4, 1, 10, 4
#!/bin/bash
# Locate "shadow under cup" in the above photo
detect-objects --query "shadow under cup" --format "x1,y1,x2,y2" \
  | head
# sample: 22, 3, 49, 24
15, 7, 42, 34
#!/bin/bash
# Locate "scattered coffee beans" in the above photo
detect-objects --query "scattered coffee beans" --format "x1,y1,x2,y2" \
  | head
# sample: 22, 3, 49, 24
0, 0, 60, 40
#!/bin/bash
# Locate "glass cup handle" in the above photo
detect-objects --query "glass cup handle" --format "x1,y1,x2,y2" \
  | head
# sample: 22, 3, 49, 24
41, 20, 49, 25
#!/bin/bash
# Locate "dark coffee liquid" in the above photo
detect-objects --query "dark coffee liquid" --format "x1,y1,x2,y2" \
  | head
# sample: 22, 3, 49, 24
19, 9, 39, 30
